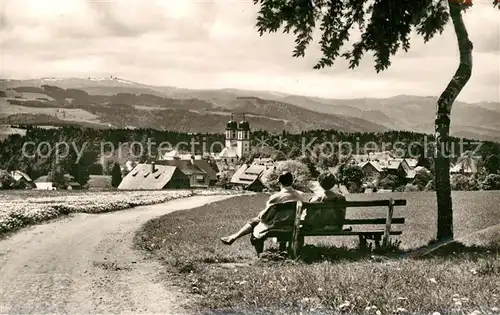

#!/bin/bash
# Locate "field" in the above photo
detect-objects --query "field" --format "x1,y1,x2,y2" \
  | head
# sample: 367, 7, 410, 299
136, 191, 500, 315
0, 189, 242, 235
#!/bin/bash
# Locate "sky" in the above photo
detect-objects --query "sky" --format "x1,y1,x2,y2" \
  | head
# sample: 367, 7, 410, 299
1, 0, 499, 102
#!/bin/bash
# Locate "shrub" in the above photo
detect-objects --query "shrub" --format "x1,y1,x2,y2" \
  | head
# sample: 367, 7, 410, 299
413, 169, 433, 190
424, 180, 435, 191
451, 174, 471, 191
379, 174, 399, 191
0, 170, 15, 189
337, 164, 363, 190
481, 174, 500, 191
261, 160, 311, 192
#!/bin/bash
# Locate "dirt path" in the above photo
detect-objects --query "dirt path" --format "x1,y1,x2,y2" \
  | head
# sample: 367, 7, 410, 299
0, 195, 235, 314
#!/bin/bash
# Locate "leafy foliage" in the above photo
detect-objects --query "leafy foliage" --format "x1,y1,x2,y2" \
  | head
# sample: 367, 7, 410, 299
480, 174, 500, 191
261, 159, 311, 191
254, 0, 454, 72
337, 163, 363, 192
484, 154, 500, 174
413, 169, 433, 190
47, 161, 67, 189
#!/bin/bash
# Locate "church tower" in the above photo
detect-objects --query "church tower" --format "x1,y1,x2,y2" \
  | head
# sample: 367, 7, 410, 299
237, 114, 251, 158
225, 114, 238, 148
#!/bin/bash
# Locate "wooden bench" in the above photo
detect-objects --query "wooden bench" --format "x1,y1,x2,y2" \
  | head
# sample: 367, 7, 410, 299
250, 198, 406, 258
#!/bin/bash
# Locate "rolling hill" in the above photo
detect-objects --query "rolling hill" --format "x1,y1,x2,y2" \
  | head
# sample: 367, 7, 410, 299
1, 77, 498, 140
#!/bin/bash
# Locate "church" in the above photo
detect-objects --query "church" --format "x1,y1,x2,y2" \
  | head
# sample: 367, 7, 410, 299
216, 114, 251, 163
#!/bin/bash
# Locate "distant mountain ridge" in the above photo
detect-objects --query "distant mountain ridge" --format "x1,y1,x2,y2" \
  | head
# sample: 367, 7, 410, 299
1, 77, 498, 141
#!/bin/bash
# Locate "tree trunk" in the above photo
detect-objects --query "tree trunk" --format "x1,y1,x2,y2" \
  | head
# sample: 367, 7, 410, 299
435, 1, 473, 241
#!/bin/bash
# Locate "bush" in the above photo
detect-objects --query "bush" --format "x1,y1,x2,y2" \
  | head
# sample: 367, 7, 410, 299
424, 180, 435, 191
379, 174, 399, 191
480, 174, 500, 191
413, 169, 433, 190
451, 174, 471, 191
337, 164, 363, 189
0, 170, 15, 189
261, 160, 311, 192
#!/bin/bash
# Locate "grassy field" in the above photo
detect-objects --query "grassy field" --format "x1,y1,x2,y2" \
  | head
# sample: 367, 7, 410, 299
136, 191, 500, 315
0, 189, 242, 235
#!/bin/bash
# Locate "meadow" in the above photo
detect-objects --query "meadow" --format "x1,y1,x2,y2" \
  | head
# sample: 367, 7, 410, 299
136, 191, 500, 315
0, 189, 241, 235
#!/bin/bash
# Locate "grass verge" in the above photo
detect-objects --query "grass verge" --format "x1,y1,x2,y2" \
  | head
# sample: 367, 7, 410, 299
136, 192, 500, 315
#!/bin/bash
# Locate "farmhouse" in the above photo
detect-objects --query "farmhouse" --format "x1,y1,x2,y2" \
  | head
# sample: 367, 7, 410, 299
358, 161, 384, 182
156, 159, 210, 188
450, 156, 478, 175
118, 163, 190, 190
230, 163, 267, 192
9, 170, 35, 188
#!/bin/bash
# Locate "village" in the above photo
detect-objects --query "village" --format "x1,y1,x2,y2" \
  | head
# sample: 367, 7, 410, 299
1, 115, 495, 193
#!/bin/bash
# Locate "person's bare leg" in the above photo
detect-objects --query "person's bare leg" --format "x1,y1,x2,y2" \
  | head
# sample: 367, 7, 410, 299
220, 223, 254, 245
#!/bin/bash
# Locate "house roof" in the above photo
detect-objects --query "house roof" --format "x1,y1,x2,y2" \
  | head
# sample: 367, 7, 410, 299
218, 147, 239, 158
405, 158, 419, 168
160, 150, 202, 161
118, 164, 178, 190
450, 158, 478, 174
10, 170, 32, 182
230, 164, 251, 184
358, 161, 384, 173
156, 159, 206, 175
405, 170, 417, 179
230, 163, 270, 185
192, 159, 217, 180
245, 164, 266, 175
385, 159, 404, 170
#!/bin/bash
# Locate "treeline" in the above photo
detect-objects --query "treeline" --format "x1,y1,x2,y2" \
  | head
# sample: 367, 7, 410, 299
1, 125, 499, 183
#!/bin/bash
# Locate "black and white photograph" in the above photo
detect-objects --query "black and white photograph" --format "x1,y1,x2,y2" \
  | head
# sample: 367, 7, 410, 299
0, 0, 499, 314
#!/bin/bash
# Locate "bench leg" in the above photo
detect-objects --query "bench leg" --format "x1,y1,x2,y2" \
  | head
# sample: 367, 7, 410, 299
250, 236, 264, 256
374, 235, 382, 250
359, 235, 367, 251
278, 240, 288, 252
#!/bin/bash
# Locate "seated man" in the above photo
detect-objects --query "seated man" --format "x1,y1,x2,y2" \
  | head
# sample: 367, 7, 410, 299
220, 171, 307, 245
306, 172, 349, 231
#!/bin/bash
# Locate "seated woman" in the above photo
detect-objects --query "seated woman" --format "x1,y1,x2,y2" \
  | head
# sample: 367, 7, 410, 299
305, 172, 349, 231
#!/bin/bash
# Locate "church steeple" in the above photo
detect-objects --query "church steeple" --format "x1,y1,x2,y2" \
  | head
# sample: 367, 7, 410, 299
226, 113, 237, 131
238, 113, 250, 131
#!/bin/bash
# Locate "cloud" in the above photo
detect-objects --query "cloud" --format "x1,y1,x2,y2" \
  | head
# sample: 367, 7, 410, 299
1, 0, 499, 103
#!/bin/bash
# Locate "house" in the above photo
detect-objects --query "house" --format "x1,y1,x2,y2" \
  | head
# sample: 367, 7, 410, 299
405, 158, 419, 169
9, 170, 35, 188
450, 156, 478, 175
191, 159, 218, 186
381, 159, 412, 178
160, 150, 203, 161
358, 161, 384, 182
118, 163, 190, 190
34, 174, 81, 190
156, 159, 209, 188
230, 163, 268, 192
346, 151, 394, 164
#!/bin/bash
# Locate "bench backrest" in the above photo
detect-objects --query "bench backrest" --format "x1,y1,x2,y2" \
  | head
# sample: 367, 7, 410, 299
266, 199, 407, 229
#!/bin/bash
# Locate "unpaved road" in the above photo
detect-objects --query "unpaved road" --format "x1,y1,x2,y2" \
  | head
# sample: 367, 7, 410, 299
0, 195, 235, 314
